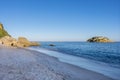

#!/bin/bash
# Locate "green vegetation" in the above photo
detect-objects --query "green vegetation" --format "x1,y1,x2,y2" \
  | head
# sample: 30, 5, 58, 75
0, 29, 10, 38
0, 23, 10, 38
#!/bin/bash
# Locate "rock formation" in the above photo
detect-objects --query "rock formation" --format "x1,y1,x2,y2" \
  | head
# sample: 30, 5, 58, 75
49, 44, 55, 46
0, 23, 39, 47
18, 37, 39, 47
18, 37, 31, 47
0, 36, 17, 47
0, 36, 40, 47
87, 36, 112, 42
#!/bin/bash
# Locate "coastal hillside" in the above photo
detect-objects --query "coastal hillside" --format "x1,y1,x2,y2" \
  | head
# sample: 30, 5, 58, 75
0, 23, 10, 38
0, 23, 39, 47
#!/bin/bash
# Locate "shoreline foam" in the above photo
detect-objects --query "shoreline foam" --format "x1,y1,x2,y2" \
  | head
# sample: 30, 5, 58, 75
29, 47, 120, 80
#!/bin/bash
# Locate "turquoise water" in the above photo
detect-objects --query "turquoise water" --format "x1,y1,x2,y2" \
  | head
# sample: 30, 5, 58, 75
31, 42, 120, 68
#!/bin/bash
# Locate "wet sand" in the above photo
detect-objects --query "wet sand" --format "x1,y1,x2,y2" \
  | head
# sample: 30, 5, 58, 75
0, 46, 114, 80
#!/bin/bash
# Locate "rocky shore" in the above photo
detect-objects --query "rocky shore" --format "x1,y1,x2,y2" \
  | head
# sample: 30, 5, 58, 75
0, 36, 39, 47
0, 23, 39, 47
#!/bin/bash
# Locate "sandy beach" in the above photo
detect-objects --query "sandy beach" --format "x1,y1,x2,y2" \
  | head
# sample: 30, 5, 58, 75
0, 46, 114, 80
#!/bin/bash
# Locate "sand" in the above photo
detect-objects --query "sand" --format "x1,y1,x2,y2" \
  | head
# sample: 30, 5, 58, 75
0, 46, 114, 80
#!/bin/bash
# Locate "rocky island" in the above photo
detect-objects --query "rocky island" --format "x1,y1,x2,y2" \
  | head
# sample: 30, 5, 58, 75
87, 36, 112, 42
0, 23, 39, 47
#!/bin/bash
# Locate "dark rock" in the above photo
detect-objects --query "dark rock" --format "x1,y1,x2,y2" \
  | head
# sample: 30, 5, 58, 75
49, 44, 55, 46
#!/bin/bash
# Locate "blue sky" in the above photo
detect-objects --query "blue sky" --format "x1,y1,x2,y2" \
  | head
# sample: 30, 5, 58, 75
0, 0, 120, 41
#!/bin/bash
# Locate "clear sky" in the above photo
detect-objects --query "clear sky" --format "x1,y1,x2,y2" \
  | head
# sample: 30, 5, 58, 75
0, 0, 120, 41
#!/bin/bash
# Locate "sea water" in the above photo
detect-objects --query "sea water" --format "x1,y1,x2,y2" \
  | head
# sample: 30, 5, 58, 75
29, 42, 120, 80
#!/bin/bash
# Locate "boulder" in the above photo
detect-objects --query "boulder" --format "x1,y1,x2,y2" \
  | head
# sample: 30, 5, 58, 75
49, 44, 55, 46
87, 36, 112, 42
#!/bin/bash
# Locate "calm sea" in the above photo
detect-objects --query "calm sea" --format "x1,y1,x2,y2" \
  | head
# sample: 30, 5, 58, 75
33, 42, 120, 68
29, 42, 120, 79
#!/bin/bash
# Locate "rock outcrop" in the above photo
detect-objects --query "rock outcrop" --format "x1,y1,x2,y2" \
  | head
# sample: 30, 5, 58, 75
0, 36, 40, 47
18, 37, 39, 47
0, 23, 40, 47
0, 36, 17, 47
30, 42, 40, 46
49, 44, 55, 46
18, 37, 31, 47
87, 36, 112, 42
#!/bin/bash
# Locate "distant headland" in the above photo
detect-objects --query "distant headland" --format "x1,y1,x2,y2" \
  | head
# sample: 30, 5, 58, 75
0, 23, 39, 47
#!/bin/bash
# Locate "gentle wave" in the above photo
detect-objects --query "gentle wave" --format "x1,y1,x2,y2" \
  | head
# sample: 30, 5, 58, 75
38, 42, 120, 68
28, 47, 120, 80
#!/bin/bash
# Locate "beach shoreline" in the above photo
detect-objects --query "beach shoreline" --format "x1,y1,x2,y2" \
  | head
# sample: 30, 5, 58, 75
0, 46, 114, 80
28, 46, 120, 80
